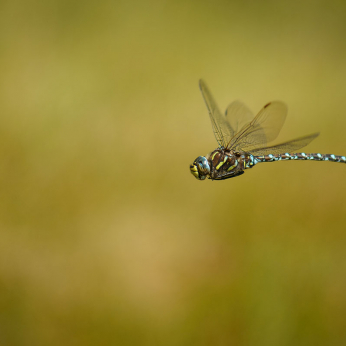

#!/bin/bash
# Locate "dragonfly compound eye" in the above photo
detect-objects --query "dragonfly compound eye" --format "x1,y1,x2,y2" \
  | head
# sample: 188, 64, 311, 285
189, 156, 210, 180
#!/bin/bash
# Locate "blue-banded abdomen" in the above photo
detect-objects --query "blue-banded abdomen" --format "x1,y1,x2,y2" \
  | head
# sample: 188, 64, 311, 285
254, 153, 346, 163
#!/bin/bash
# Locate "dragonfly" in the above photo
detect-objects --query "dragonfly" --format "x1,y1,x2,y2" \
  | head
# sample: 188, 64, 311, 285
190, 80, 346, 180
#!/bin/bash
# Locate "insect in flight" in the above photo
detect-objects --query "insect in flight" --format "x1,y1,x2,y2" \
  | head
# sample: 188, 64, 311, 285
190, 80, 345, 180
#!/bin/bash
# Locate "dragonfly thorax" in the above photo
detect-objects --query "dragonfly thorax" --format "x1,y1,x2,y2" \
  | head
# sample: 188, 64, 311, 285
207, 149, 249, 180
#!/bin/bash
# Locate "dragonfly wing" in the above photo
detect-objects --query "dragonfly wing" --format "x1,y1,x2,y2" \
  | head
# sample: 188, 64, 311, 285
225, 100, 254, 137
199, 80, 234, 147
229, 101, 288, 151
249, 133, 320, 156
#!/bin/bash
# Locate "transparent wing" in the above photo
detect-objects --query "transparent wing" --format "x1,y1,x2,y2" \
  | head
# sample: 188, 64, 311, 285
225, 100, 254, 135
249, 133, 319, 156
228, 101, 288, 151
199, 80, 234, 147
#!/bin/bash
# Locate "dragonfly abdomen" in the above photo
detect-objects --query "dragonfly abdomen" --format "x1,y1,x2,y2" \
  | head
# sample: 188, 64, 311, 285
254, 153, 346, 163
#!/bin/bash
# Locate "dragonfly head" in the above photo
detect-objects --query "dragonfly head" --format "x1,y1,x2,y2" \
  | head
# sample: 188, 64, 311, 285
190, 156, 210, 180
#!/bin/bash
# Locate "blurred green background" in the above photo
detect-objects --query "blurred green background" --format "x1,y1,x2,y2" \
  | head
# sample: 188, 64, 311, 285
1, 0, 346, 345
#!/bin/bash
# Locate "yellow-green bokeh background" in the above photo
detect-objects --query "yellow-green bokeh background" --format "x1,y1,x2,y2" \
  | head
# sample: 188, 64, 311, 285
1, 1, 346, 345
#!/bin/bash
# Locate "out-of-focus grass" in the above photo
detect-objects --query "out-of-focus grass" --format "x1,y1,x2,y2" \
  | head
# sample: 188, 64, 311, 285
1, 0, 346, 345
